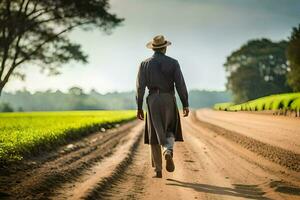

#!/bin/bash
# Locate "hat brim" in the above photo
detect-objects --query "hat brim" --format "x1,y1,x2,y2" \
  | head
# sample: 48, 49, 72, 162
146, 41, 171, 49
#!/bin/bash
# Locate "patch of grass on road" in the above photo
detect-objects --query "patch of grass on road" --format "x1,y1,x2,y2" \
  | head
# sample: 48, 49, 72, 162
0, 110, 135, 163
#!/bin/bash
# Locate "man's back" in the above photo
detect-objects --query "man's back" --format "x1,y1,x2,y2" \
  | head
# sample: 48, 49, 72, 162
141, 51, 179, 93
137, 52, 188, 110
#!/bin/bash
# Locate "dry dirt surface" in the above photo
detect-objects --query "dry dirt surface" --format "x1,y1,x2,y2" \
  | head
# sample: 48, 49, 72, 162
1, 109, 300, 200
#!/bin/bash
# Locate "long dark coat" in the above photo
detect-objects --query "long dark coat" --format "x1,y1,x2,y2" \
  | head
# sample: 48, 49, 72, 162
136, 52, 189, 145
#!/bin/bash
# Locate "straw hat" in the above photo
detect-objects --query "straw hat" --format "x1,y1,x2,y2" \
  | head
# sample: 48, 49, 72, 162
146, 35, 172, 49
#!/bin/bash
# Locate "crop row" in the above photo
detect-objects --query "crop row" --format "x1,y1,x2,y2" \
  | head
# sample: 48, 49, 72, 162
0, 110, 136, 163
214, 93, 300, 117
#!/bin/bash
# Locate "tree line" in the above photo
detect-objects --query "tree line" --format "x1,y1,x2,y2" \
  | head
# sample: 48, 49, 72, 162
0, 88, 231, 112
225, 24, 300, 103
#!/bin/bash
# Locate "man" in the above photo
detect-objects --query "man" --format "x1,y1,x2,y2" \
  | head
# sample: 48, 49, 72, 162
136, 35, 189, 178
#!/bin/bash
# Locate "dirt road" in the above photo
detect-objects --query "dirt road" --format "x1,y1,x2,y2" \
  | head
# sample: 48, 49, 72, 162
196, 109, 300, 154
1, 109, 300, 200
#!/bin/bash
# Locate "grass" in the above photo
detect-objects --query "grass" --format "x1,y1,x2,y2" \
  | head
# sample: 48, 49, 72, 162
213, 102, 234, 111
213, 93, 300, 115
0, 110, 136, 163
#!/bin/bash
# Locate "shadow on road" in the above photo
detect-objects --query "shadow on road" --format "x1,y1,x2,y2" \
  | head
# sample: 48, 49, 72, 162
269, 180, 300, 196
166, 179, 270, 200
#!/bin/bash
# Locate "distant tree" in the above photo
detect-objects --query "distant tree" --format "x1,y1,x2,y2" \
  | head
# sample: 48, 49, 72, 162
287, 24, 300, 92
69, 86, 84, 96
224, 39, 292, 103
0, 0, 123, 95
90, 88, 101, 96
68, 86, 87, 110
227, 66, 269, 103
17, 106, 24, 112
0, 102, 14, 112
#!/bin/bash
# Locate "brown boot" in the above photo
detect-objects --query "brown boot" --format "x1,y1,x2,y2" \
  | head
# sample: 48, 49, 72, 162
152, 171, 162, 178
165, 151, 175, 172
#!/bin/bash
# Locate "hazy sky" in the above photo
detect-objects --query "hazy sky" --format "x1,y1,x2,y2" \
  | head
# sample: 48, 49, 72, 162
4, 0, 300, 93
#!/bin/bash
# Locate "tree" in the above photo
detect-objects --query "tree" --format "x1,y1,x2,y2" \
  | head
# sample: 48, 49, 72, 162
17, 106, 24, 112
227, 66, 269, 103
69, 86, 84, 96
0, 0, 123, 95
0, 102, 14, 112
224, 39, 292, 103
287, 24, 300, 92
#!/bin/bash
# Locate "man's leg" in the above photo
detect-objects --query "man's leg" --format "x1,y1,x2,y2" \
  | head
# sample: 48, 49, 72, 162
162, 133, 175, 172
150, 144, 162, 177
162, 132, 175, 155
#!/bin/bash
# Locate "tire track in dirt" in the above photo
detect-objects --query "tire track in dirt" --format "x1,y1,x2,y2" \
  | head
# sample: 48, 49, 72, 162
183, 116, 300, 199
53, 122, 144, 200
191, 112, 300, 172
97, 136, 149, 200
0, 120, 142, 200
196, 109, 300, 154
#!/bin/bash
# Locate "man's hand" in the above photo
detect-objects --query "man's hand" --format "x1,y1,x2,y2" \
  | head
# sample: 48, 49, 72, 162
183, 107, 189, 117
137, 109, 144, 120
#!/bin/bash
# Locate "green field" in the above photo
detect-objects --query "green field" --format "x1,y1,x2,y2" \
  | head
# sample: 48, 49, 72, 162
0, 110, 136, 163
214, 93, 300, 115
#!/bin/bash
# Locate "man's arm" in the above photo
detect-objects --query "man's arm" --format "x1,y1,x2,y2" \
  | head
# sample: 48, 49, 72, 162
136, 62, 146, 120
174, 61, 189, 117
